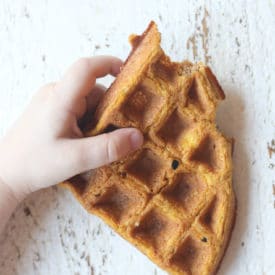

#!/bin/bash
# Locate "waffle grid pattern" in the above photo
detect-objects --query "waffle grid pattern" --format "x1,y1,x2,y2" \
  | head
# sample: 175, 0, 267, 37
63, 22, 235, 275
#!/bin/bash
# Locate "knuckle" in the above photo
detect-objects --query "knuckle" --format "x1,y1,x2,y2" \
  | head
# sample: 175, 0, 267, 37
75, 57, 91, 71
74, 144, 89, 170
106, 134, 120, 163
33, 83, 56, 102
39, 82, 55, 94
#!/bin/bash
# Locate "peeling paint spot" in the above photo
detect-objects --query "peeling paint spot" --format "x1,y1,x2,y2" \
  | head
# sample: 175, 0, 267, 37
33, 251, 41, 262
267, 139, 275, 158
186, 7, 211, 63
201, 8, 211, 63
23, 6, 30, 18
102, 253, 107, 265
85, 255, 95, 274
273, 184, 275, 209
85, 255, 91, 266
186, 35, 198, 61
235, 37, 241, 47
11, 240, 21, 259
23, 206, 31, 216
245, 64, 251, 72
96, 224, 102, 235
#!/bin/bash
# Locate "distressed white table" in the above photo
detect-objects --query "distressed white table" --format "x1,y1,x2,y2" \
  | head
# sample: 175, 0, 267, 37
0, 1, 275, 274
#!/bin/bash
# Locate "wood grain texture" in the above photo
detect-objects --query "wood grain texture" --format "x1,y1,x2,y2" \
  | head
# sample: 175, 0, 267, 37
0, 1, 274, 274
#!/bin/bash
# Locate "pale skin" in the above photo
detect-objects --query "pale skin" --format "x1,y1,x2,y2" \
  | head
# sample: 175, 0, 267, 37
0, 56, 144, 233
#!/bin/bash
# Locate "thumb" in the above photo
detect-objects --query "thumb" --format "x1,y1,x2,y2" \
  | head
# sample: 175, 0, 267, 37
67, 128, 143, 174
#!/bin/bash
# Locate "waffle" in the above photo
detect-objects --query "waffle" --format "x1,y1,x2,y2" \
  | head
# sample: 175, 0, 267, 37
62, 21, 235, 275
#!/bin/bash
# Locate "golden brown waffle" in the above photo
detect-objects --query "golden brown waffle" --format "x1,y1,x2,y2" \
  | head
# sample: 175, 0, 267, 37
62, 21, 235, 275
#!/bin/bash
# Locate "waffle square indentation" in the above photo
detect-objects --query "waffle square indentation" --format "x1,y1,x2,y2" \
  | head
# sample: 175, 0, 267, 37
161, 173, 206, 213
122, 84, 164, 128
131, 207, 181, 252
190, 135, 218, 171
170, 235, 211, 274
157, 109, 192, 146
93, 183, 146, 224
126, 149, 168, 193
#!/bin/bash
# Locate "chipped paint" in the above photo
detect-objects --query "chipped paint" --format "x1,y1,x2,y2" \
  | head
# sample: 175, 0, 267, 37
201, 8, 211, 63
186, 35, 198, 61
186, 7, 211, 63
267, 139, 275, 158
0, 1, 275, 275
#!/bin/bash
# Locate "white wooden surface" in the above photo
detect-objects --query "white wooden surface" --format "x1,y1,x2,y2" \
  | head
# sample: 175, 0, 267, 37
0, 1, 275, 274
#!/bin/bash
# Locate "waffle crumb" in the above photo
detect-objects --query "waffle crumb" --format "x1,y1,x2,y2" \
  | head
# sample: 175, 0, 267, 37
62, 21, 235, 275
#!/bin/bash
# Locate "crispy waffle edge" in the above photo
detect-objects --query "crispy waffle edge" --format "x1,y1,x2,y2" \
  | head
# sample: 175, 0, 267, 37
61, 21, 236, 275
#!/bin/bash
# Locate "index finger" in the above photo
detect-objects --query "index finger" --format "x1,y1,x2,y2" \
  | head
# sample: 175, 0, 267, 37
55, 56, 123, 106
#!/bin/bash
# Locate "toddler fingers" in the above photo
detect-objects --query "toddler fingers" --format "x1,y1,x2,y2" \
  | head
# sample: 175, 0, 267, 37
32, 82, 56, 102
86, 83, 106, 112
65, 128, 143, 174
56, 56, 122, 108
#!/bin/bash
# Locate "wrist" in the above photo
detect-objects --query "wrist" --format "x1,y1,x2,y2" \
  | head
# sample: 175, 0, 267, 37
0, 175, 20, 204
0, 175, 20, 233
0, 173, 27, 204
0, 140, 30, 202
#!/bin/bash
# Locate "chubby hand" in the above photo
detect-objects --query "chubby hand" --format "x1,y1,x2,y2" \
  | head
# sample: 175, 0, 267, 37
0, 56, 143, 202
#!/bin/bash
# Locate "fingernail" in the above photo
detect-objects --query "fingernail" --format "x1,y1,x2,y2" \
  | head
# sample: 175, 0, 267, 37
130, 130, 143, 150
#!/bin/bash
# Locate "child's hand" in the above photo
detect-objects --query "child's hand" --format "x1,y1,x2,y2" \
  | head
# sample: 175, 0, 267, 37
0, 56, 143, 202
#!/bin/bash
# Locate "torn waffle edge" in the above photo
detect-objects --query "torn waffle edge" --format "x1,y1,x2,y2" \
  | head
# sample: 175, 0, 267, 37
61, 20, 236, 275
